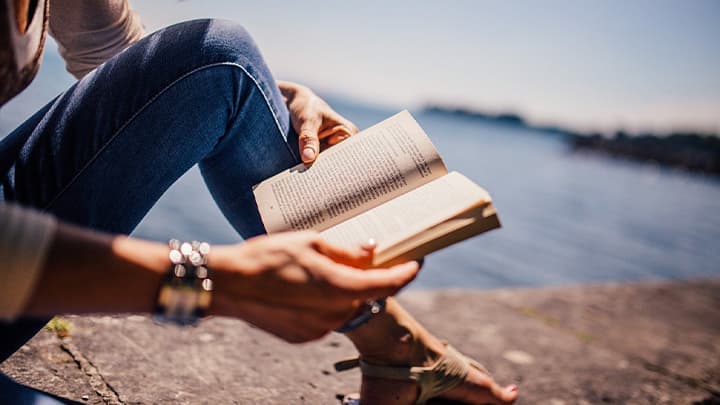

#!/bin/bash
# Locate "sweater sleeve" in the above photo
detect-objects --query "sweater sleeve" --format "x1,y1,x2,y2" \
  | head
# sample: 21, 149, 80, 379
48, 0, 144, 79
0, 203, 57, 320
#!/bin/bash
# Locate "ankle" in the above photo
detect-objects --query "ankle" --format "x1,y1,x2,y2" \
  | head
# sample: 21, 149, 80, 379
345, 298, 445, 367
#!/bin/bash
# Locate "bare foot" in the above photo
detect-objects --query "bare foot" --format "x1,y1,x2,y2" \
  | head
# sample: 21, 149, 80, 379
345, 299, 518, 405
357, 345, 518, 405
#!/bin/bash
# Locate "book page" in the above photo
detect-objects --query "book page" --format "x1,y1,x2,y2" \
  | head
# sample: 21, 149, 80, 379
373, 202, 499, 266
320, 172, 492, 251
254, 111, 448, 233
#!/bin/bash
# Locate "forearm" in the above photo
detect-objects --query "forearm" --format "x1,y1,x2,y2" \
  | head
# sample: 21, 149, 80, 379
23, 222, 167, 317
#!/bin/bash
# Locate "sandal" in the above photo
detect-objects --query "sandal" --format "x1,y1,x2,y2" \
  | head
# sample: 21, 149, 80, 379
334, 343, 490, 405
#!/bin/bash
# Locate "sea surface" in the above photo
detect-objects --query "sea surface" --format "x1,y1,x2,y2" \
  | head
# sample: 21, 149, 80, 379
2, 48, 719, 290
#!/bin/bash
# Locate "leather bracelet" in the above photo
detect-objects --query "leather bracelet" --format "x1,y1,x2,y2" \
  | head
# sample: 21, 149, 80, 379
335, 298, 386, 333
153, 239, 213, 326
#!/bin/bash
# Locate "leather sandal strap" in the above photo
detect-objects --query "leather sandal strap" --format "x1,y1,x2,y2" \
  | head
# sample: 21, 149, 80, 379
334, 358, 361, 372
349, 345, 471, 405
359, 360, 425, 381
333, 344, 488, 405
413, 345, 470, 404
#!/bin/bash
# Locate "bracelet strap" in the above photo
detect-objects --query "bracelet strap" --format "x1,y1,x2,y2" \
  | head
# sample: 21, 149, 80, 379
335, 298, 386, 333
153, 239, 213, 326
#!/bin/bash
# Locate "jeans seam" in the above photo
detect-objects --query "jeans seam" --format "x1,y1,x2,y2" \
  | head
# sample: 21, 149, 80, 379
43, 61, 293, 212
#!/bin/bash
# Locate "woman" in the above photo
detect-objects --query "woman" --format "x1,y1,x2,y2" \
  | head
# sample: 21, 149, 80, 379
0, 1, 518, 403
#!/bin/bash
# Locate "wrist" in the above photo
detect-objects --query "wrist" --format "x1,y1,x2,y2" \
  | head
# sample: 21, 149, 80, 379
204, 244, 253, 317
110, 236, 169, 313
152, 239, 214, 325
112, 236, 169, 276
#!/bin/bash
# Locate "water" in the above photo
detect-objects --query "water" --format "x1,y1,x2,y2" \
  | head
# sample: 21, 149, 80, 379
2, 52, 719, 290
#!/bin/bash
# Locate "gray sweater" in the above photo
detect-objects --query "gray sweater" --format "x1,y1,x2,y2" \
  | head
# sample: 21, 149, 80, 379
0, 0, 144, 320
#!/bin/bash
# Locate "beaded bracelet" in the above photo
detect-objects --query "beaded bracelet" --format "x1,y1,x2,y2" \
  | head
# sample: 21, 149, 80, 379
153, 239, 213, 326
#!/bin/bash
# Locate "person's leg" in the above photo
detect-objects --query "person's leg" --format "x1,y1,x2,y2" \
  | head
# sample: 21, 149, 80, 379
0, 19, 298, 361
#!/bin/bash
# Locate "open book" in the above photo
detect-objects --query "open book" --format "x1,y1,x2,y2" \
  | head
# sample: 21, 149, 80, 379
253, 110, 500, 266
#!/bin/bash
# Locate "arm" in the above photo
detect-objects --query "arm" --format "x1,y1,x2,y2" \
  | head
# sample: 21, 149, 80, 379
48, 0, 144, 79
17, 215, 419, 343
23, 221, 166, 316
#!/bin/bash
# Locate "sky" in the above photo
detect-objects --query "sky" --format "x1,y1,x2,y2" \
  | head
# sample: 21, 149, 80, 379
4, 1, 720, 135
125, 0, 720, 134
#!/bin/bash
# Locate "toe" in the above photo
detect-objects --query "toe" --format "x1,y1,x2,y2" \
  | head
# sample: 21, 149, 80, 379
490, 383, 519, 404
455, 370, 519, 404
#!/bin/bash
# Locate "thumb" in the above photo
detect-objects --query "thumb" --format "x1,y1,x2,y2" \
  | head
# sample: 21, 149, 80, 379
298, 116, 322, 163
334, 261, 421, 299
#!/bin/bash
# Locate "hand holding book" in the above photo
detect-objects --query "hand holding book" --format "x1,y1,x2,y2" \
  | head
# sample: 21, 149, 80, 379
253, 111, 500, 267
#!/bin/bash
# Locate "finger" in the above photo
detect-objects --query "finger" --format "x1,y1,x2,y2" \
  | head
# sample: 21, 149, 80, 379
361, 238, 376, 252
318, 124, 352, 140
298, 116, 322, 163
320, 259, 420, 299
345, 121, 359, 135
345, 119, 359, 134
324, 110, 359, 135
344, 261, 420, 298
325, 134, 348, 147
314, 238, 374, 268
319, 132, 349, 152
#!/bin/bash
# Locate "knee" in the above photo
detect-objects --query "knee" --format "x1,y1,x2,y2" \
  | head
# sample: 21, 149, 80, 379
197, 19, 264, 68
145, 19, 264, 75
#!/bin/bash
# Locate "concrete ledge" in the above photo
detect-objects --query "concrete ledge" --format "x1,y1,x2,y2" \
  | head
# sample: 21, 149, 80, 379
2, 279, 719, 404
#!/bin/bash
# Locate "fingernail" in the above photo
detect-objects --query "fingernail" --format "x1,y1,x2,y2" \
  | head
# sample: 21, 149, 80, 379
361, 238, 376, 251
302, 147, 316, 162
506, 384, 518, 392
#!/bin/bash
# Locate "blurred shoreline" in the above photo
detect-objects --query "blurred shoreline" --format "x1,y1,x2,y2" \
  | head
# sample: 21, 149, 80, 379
424, 105, 720, 176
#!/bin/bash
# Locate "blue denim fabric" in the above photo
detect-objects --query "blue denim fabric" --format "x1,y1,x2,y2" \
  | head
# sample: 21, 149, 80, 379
0, 18, 300, 370
0, 373, 73, 404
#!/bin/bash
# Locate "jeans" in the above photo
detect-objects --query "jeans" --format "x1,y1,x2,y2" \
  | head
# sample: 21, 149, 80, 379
0, 19, 301, 395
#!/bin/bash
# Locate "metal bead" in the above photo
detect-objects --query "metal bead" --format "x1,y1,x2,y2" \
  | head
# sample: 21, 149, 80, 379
169, 249, 184, 264
168, 239, 181, 250
201, 278, 213, 291
180, 242, 193, 256
191, 240, 201, 250
189, 251, 203, 266
174, 264, 186, 278
196, 266, 208, 279
198, 242, 211, 256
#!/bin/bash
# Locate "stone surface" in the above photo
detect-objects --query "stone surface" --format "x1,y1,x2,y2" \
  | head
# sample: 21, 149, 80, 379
2, 279, 719, 404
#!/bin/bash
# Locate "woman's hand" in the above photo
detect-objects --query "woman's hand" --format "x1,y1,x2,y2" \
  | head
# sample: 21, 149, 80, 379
278, 80, 359, 163
208, 231, 420, 343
